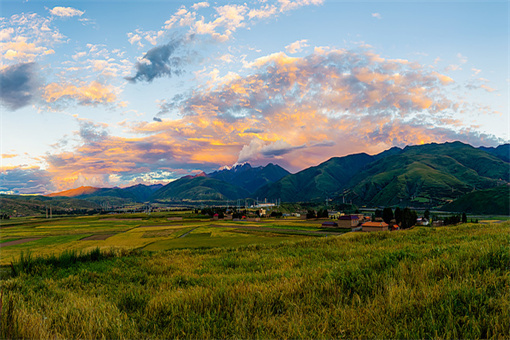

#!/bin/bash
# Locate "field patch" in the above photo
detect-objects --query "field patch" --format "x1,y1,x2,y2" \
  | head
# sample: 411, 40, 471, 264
0, 237, 42, 248
138, 224, 183, 228
80, 234, 116, 241
100, 218, 143, 221
142, 229, 179, 238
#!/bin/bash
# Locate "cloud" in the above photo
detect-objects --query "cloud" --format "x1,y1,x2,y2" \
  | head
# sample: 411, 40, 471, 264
126, 37, 189, 83
243, 128, 264, 133
0, 62, 41, 110
191, 2, 210, 10
43, 80, 117, 106
372, 13, 382, 19
238, 138, 306, 163
457, 53, 468, 64
0, 166, 55, 195
35, 48, 503, 191
153, 117, 163, 122
49, 6, 84, 18
285, 39, 309, 54
465, 77, 497, 93
127, 0, 324, 78
471, 68, 481, 76
0, 14, 64, 63
1, 153, 18, 159
78, 120, 109, 143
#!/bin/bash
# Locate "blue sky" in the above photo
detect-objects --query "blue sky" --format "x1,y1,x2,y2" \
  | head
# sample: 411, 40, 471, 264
0, 0, 508, 194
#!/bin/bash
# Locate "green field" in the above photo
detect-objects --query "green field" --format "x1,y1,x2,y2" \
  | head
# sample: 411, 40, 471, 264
0, 214, 339, 265
0, 215, 508, 338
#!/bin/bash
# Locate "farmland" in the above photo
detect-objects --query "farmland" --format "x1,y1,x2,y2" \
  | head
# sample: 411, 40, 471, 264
0, 214, 508, 338
0, 213, 346, 265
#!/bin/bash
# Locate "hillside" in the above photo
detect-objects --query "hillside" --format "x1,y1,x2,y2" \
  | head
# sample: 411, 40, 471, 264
253, 142, 509, 208
0, 194, 99, 216
254, 153, 375, 202
23, 142, 510, 210
46, 186, 100, 197
347, 142, 508, 206
208, 163, 290, 192
46, 184, 163, 203
151, 176, 250, 201
478, 144, 510, 162
441, 185, 510, 215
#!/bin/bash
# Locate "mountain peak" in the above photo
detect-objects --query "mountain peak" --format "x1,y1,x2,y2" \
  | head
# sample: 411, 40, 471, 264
183, 171, 207, 179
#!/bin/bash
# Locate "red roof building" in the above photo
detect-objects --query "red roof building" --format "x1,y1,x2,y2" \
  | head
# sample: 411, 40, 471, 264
361, 221, 389, 232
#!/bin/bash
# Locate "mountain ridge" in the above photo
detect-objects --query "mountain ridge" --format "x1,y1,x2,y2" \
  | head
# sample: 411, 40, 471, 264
41, 141, 509, 212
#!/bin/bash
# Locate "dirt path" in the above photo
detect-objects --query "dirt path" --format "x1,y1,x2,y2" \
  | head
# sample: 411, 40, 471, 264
178, 227, 200, 238
0, 238, 42, 248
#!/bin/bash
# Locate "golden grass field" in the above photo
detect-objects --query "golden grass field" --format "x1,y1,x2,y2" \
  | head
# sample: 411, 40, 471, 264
1, 213, 508, 339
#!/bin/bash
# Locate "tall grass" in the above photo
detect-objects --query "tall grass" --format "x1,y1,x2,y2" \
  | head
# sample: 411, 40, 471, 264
1, 222, 509, 339
9, 247, 122, 277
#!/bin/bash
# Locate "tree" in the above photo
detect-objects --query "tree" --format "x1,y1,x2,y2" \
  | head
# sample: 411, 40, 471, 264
394, 207, 402, 225
424, 209, 430, 221
317, 209, 328, 218
382, 207, 394, 226
306, 209, 316, 219
401, 208, 417, 229
462, 212, 467, 223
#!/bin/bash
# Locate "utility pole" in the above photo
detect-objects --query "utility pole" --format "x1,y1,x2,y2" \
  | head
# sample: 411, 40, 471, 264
50, 205, 52, 219
46, 205, 48, 219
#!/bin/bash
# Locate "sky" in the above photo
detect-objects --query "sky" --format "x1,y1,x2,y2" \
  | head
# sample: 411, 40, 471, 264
0, 0, 508, 195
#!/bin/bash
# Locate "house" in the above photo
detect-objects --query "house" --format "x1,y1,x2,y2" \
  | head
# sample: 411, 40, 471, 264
361, 221, 389, 232
328, 211, 341, 218
416, 218, 429, 226
322, 221, 338, 228
337, 215, 360, 228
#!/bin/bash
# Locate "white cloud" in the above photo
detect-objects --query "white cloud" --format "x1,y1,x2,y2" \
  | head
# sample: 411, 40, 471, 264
372, 13, 382, 19
285, 39, 309, 54
457, 53, 468, 64
192, 2, 210, 10
49, 7, 84, 18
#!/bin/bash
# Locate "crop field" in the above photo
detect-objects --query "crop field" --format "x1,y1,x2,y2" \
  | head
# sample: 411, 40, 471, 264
0, 214, 344, 265
0, 215, 508, 339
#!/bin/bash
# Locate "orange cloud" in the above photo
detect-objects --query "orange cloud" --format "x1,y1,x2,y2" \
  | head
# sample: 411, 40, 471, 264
41, 48, 501, 191
43, 80, 117, 106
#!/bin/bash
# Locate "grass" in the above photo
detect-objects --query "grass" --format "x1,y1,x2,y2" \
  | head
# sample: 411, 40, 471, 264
0, 222, 508, 339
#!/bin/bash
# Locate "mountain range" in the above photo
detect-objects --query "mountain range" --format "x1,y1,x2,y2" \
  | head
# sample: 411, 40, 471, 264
41, 142, 509, 212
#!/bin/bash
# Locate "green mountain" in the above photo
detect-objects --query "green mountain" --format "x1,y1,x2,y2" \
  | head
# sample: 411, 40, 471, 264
347, 142, 508, 206
441, 185, 510, 215
0, 195, 99, 217
208, 163, 290, 192
254, 153, 375, 202
254, 142, 509, 208
478, 144, 510, 162
47, 184, 163, 203
151, 177, 249, 202
36, 141, 510, 211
